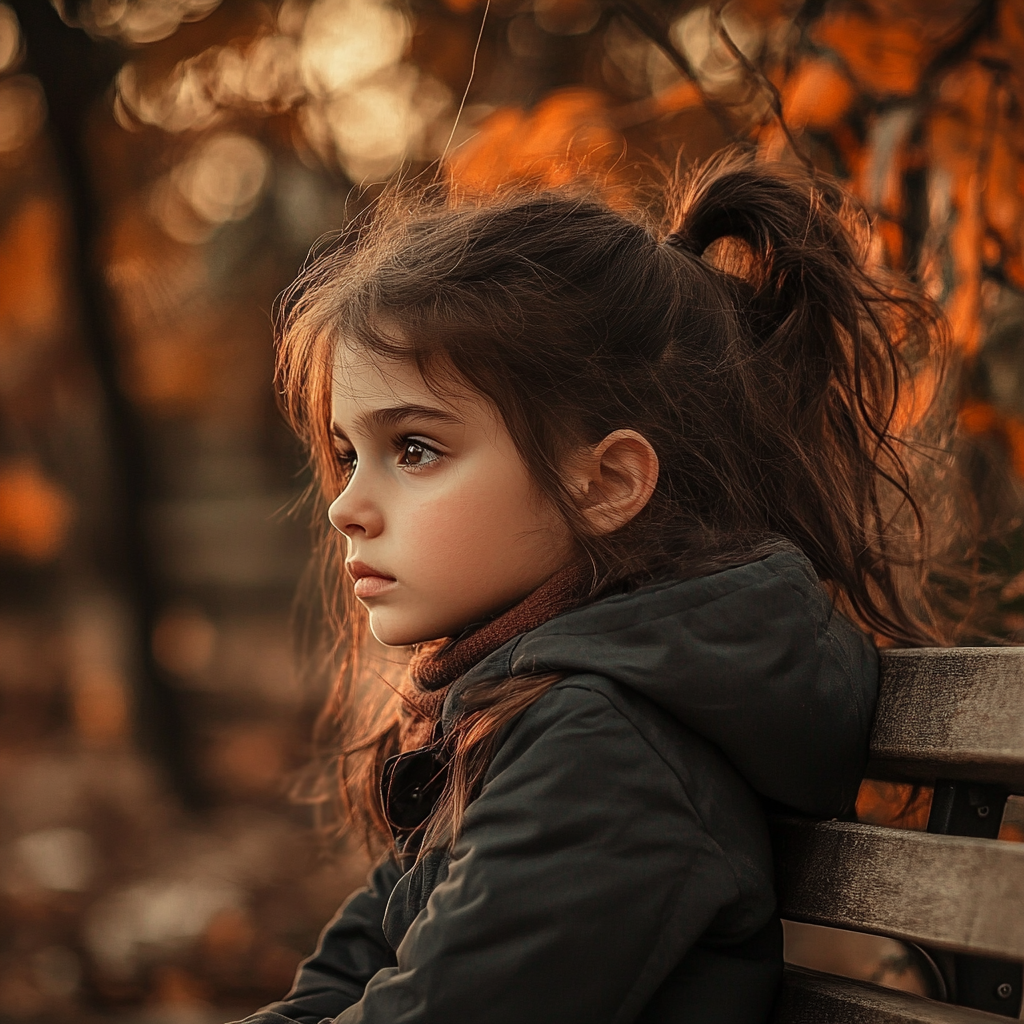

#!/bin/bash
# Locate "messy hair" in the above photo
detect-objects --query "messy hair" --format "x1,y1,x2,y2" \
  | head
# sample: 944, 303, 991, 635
278, 149, 957, 852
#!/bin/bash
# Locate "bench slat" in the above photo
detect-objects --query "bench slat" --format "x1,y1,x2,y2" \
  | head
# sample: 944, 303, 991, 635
772, 818, 1024, 960
872, 649, 1024, 790
773, 966, 1012, 1023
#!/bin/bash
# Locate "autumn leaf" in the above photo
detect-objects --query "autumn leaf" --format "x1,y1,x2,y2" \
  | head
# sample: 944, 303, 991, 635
781, 58, 856, 130
0, 460, 74, 562
814, 13, 929, 98
447, 88, 625, 192
960, 400, 1024, 479
0, 197, 64, 343
856, 779, 932, 830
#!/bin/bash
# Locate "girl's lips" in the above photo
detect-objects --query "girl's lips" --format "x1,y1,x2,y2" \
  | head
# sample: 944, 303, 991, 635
353, 575, 397, 599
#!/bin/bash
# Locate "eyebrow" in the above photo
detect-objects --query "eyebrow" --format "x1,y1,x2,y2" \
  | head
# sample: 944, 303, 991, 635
331, 403, 463, 440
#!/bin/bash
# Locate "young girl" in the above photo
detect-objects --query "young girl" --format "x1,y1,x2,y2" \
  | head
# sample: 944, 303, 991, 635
236, 150, 947, 1024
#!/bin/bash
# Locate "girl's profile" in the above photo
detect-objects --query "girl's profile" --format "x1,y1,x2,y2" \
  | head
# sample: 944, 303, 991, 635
231, 148, 950, 1024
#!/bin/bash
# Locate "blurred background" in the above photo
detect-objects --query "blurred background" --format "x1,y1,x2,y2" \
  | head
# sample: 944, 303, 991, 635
2, 0, 1024, 1019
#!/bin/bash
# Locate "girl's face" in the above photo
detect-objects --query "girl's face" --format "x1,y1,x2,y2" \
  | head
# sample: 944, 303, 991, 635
328, 345, 576, 646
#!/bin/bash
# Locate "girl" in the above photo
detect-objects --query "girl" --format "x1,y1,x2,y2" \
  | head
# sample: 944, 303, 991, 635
236, 150, 947, 1024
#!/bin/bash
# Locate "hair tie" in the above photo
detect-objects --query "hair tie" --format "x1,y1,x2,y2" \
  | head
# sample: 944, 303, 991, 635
663, 230, 704, 258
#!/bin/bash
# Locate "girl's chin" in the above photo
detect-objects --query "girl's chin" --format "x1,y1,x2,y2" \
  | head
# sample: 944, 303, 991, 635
368, 609, 473, 649
368, 615, 444, 649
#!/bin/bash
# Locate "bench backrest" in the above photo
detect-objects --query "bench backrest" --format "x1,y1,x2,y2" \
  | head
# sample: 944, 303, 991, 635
771, 648, 1024, 1023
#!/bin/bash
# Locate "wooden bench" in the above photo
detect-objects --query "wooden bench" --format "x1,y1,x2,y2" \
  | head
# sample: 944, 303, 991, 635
772, 648, 1024, 1023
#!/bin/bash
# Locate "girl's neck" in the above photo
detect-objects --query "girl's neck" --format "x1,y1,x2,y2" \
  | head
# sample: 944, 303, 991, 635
409, 561, 596, 692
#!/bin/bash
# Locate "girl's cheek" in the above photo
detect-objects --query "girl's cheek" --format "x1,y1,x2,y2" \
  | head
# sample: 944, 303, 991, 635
400, 483, 507, 577
410, 490, 484, 558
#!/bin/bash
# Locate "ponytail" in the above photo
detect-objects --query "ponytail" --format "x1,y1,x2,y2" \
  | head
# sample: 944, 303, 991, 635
660, 151, 949, 643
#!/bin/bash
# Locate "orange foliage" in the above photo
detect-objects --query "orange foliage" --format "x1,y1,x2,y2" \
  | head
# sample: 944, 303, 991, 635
71, 669, 130, 748
201, 907, 259, 979
945, 176, 983, 355
933, 65, 992, 164
0, 460, 74, 562
875, 217, 904, 268
918, 65, 1005, 355
204, 723, 290, 797
781, 58, 856, 130
149, 966, 211, 1009
960, 400, 1024, 479
648, 79, 704, 119
959, 399, 1001, 435
0, 198, 63, 342
813, 13, 929, 98
983, 132, 1021, 243
448, 89, 625, 193
858, 779, 1024, 841
1000, 818, 1024, 843
1004, 252, 1024, 293
731, 0, 795, 21
100, 207, 274, 418
856, 778, 932, 830
989, 0, 1024, 86
765, 0, 1024, 405
891, 364, 939, 436
121, 318, 218, 410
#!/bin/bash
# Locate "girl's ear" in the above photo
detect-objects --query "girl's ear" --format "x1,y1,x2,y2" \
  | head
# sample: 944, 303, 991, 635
570, 430, 660, 536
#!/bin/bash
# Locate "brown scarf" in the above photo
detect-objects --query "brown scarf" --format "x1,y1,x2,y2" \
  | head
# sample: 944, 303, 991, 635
397, 562, 594, 750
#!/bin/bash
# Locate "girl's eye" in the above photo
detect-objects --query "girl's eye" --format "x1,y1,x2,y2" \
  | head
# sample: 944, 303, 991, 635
335, 450, 357, 486
398, 440, 440, 468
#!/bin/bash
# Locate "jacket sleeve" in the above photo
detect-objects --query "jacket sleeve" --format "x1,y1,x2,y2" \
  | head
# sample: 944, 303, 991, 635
229, 855, 404, 1024
333, 681, 752, 1024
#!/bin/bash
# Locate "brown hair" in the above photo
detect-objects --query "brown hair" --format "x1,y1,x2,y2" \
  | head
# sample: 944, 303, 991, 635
278, 149, 955, 853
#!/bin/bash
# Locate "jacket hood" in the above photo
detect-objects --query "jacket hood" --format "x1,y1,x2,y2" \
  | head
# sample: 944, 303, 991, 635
445, 550, 878, 818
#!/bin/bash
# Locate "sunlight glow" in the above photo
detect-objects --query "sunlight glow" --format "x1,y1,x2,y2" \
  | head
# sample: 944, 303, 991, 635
670, 4, 766, 93
299, 0, 411, 97
111, 0, 448, 180
172, 133, 271, 225
0, 76, 45, 153
79, 0, 222, 44
0, 3, 20, 74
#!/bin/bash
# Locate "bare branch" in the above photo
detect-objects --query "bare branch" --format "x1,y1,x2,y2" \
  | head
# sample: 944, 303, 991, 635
710, 0, 814, 173
612, 0, 737, 138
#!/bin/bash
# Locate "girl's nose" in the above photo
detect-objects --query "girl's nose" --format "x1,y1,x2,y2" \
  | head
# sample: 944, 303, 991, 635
327, 481, 384, 539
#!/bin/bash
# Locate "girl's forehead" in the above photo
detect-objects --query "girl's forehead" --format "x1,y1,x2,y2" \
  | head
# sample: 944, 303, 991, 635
332, 344, 433, 404
330, 342, 489, 428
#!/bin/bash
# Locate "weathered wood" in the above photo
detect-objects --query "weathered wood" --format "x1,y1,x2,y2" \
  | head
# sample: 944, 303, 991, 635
772, 818, 1024, 960
871, 648, 1024, 790
773, 966, 1013, 1023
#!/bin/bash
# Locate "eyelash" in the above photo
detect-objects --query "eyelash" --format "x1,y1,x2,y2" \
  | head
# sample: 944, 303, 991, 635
333, 435, 442, 485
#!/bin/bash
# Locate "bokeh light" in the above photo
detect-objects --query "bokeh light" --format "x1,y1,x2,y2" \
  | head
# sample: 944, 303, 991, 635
171, 132, 271, 225
0, 460, 73, 562
78, 0, 223, 44
0, 3, 21, 74
299, 0, 410, 96
16, 828, 96, 892
0, 76, 45, 154
152, 606, 218, 677
321, 68, 450, 178
671, 4, 766, 93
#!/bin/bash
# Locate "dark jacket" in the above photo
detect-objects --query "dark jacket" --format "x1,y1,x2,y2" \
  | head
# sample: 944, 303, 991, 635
233, 550, 878, 1024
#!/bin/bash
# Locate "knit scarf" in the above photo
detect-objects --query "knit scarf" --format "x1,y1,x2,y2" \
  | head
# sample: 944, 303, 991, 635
398, 562, 594, 750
